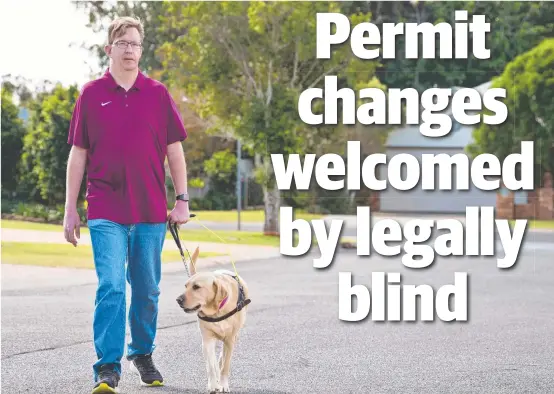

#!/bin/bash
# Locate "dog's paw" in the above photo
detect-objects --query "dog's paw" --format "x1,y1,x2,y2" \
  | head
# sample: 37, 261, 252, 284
208, 384, 224, 394
220, 376, 230, 392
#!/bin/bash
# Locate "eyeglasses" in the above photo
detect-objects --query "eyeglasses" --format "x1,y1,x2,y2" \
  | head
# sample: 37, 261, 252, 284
113, 40, 142, 50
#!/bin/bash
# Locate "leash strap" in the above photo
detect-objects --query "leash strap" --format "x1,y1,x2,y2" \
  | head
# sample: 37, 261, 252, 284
190, 218, 240, 279
168, 213, 196, 277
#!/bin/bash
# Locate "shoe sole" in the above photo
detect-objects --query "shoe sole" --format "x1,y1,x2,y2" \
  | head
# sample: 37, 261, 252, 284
91, 382, 118, 394
129, 361, 164, 387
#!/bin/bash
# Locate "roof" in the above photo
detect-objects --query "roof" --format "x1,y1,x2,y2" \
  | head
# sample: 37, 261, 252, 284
386, 122, 474, 149
385, 81, 492, 149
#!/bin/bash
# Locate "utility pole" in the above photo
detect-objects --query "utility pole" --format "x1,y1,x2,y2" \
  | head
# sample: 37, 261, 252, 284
236, 139, 241, 231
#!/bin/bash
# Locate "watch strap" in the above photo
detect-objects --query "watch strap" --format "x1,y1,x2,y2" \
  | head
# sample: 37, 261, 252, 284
176, 193, 189, 202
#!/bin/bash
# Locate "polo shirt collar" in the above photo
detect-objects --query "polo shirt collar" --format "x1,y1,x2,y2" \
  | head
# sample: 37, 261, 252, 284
103, 68, 146, 91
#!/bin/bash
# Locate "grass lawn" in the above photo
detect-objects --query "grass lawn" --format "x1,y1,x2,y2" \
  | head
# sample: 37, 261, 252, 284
1, 219, 282, 247
188, 210, 322, 222
1, 241, 224, 269
163, 228, 281, 247
509, 219, 554, 230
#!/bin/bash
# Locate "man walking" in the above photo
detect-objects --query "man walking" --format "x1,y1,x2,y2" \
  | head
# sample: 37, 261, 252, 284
63, 16, 190, 394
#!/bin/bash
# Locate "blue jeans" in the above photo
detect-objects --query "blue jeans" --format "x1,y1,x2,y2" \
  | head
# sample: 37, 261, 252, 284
88, 219, 167, 379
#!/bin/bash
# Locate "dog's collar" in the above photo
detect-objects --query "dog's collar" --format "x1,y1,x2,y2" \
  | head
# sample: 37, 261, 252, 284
218, 296, 228, 310
198, 274, 251, 323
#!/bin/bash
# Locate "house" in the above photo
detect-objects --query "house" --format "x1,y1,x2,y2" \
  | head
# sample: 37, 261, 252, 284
377, 81, 499, 214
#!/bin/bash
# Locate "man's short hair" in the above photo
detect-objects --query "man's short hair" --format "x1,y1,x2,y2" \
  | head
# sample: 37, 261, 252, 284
108, 16, 144, 44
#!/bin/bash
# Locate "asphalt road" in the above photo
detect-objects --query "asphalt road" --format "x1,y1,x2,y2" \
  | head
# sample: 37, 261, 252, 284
2, 245, 554, 393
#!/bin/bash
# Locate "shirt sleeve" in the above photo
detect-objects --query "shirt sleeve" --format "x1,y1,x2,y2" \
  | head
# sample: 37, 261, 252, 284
165, 88, 188, 145
67, 89, 90, 149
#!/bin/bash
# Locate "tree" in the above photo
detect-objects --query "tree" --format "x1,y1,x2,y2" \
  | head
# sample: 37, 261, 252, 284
204, 150, 237, 193
1, 75, 34, 106
426, 1, 554, 89
74, 1, 180, 78
157, 2, 379, 234
20, 84, 85, 205
341, 1, 554, 91
202, 150, 238, 210
467, 38, 554, 186
1, 85, 27, 194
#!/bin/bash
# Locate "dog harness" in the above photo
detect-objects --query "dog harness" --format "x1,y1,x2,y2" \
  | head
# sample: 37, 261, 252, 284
168, 219, 251, 323
198, 274, 251, 323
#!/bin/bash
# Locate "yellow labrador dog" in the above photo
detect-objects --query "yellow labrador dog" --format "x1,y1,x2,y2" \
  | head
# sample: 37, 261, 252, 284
176, 247, 250, 393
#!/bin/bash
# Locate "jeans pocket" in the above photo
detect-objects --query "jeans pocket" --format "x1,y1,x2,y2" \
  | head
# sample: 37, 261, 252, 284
87, 218, 115, 229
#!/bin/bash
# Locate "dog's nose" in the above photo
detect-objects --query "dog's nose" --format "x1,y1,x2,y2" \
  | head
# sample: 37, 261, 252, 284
176, 295, 185, 305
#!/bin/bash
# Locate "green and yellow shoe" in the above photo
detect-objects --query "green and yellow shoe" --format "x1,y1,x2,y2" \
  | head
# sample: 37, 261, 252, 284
129, 354, 164, 387
92, 364, 120, 393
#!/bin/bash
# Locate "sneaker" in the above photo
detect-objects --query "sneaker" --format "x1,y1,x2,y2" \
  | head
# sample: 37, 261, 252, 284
92, 364, 120, 393
129, 354, 164, 386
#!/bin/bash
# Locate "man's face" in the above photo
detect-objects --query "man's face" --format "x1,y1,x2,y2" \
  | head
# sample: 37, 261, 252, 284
105, 27, 142, 71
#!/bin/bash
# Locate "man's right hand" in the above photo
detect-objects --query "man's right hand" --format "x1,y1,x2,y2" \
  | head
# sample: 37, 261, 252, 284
63, 207, 81, 247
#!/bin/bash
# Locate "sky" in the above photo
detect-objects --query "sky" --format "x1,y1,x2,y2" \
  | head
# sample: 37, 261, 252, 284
0, 0, 105, 89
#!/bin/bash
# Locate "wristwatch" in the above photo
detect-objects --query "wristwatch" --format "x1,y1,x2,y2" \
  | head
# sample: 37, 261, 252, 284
176, 193, 189, 202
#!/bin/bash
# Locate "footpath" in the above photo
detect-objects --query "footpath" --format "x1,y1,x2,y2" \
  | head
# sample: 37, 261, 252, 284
1, 227, 282, 291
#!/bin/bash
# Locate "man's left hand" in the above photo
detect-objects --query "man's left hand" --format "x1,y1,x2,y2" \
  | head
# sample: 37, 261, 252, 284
168, 200, 190, 225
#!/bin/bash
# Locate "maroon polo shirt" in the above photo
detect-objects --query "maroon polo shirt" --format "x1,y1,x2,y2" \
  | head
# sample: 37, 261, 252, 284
67, 69, 187, 224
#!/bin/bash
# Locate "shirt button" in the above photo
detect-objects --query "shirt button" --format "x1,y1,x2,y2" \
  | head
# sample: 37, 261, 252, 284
126, 104, 128, 107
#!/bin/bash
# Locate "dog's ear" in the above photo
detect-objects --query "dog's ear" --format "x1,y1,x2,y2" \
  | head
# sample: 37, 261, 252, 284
189, 246, 200, 275
213, 276, 229, 307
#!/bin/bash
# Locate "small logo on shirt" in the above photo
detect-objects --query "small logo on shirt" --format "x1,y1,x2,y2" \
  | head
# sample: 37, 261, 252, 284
101, 101, 112, 106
